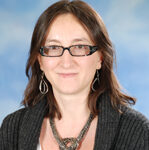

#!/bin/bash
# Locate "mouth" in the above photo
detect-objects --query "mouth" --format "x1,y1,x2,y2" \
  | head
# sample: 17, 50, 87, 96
57, 73, 78, 78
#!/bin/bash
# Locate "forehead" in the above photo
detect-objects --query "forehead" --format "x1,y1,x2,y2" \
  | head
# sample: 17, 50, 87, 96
44, 13, 94, 44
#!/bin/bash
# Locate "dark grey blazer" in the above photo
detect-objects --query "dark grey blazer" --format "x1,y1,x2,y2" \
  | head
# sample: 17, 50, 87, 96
0, 93, 149, 150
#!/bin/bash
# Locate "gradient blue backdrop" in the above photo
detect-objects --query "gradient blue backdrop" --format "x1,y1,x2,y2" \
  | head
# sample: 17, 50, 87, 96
0, 0, 149, 124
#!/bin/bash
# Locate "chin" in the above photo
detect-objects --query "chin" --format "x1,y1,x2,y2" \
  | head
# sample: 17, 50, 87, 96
59, 89, 79, 95
55, 86, 81, 95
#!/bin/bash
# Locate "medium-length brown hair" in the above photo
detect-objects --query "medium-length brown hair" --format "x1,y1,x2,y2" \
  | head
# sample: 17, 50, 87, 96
22, 0, 136, 119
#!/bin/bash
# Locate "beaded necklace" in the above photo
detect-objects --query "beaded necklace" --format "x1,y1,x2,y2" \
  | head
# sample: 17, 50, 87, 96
50, 113, 94, 150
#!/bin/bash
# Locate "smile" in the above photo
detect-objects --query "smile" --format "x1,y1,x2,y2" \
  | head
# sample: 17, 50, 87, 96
58, 73, 78, 78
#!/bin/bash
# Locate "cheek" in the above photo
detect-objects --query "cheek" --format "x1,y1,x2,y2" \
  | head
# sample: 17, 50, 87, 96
40, 59, 59, 83
40, 58, 58, 71
79, 55, 100, 70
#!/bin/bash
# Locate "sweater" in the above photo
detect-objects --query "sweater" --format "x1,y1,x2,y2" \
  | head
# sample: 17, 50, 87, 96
0, 93, 149, 150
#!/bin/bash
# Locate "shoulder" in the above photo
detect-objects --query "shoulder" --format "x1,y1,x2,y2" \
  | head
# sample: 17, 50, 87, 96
116, 106, 149, 149
0, 99, 47, 149
2, 107, 27, 120
0, 107, 28, 133
0, 98, 47, 129
0, 98, 47, 135
0, 108, 28, 148
0, 108, 28, 147
122, 106, 149, 130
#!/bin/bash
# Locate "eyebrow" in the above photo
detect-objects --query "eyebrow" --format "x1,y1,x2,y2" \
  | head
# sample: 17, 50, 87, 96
72, 38, 91, 43
45, 38, 92, 44
45, 39, 61, 44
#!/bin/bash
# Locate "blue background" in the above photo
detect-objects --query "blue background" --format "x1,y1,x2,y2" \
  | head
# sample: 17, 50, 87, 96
0, 0, 149, 124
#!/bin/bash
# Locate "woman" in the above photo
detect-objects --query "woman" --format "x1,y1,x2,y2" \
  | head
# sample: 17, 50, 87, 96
0, 0, 149, 150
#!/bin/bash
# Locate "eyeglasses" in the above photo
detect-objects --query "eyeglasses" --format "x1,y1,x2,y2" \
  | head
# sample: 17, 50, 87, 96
39, 45, 98, 57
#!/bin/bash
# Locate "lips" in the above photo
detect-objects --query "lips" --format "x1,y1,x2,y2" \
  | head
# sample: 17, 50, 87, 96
57, 73, 77, 78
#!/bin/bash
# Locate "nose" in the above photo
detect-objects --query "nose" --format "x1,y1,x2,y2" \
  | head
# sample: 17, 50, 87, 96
60, 49, 74, 68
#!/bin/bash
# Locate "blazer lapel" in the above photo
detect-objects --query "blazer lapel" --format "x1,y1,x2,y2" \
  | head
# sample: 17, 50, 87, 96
94, 93, 121, 150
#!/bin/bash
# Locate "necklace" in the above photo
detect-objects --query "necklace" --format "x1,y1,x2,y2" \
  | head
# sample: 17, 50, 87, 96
49, 113, 94, 150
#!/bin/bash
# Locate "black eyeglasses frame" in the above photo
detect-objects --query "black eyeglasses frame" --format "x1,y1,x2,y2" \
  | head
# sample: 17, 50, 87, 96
39, 45, 98, 57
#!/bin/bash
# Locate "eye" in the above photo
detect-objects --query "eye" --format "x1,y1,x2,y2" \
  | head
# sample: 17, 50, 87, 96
74, 45, 90, 50
75, 45, 85, 49
48, 45, 60, 50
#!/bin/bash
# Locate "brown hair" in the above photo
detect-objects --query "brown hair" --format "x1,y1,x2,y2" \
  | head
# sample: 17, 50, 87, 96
22, 0, 136, 119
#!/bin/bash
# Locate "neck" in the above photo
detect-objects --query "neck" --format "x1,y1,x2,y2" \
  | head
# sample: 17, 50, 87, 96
53, 89, 90, 121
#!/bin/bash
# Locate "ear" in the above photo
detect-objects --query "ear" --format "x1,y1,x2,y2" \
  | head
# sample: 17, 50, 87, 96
37, 55, 44, 71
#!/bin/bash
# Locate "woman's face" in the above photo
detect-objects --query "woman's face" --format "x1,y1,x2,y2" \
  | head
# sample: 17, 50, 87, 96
38, 14, 102, 96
